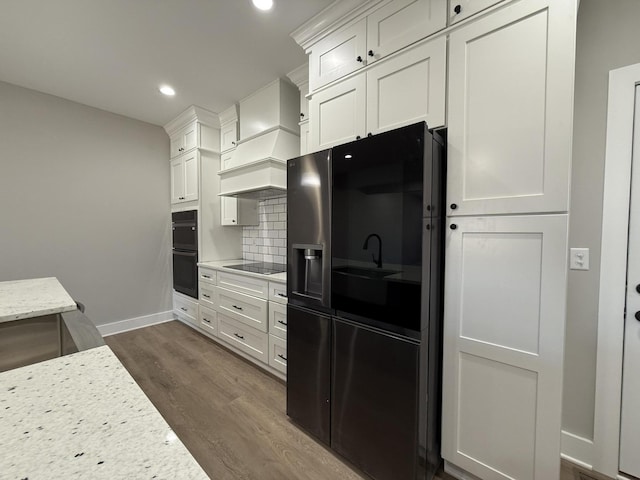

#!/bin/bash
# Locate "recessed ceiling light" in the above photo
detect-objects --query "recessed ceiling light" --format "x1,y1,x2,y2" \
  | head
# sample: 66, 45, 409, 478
159, 85, 175, 96
252, 0, 273, 11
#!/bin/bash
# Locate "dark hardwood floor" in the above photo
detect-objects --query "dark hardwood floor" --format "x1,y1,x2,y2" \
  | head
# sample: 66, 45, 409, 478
106, 320, 454, 480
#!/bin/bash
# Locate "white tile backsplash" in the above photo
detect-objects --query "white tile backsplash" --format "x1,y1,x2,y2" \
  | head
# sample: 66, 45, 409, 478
243, 197, 287, 264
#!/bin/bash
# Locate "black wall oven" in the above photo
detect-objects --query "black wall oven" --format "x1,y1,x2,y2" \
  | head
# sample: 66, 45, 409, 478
172, 210, 198, 299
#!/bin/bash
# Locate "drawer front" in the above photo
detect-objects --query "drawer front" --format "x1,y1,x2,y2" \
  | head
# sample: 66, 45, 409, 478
199, 268, 217, 285
217, 271, 269, 299
268, 302, 287, 340
218, 314, 268, 364
215, 285, 268, 332
269, 334, 287, 375
173, 293, 197, 325
199, 283, 216, 308
268, 282, 288, 304
198, 305, 218, 337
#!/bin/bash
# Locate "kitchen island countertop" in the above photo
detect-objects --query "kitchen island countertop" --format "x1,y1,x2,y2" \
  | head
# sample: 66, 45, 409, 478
0, 277, 77, 323
0, 345, 208, 479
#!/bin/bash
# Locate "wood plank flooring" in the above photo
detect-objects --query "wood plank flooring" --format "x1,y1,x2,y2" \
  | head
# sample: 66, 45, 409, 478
105, 321, 455, 480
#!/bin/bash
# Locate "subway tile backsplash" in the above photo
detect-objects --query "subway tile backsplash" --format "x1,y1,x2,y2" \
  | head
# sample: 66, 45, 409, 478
243, 196, 287, 265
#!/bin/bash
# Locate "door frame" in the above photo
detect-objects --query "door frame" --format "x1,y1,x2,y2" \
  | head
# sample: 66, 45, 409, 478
593, 62, 640, 478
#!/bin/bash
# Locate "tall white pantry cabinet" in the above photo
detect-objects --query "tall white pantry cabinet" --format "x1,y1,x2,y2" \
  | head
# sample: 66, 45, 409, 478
292, 0, 577, 479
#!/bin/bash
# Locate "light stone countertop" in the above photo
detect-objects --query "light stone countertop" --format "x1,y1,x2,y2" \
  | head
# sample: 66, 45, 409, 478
0, 277, 77, 323
198, 258, 287, 283
0, 345, 209, 480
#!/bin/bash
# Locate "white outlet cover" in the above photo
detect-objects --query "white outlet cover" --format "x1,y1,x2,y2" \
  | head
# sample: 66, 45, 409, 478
570, 247, 590, 270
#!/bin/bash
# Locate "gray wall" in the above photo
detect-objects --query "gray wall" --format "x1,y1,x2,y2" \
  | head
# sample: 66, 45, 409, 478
0, 81, 172, 326
563, 0, 640, 439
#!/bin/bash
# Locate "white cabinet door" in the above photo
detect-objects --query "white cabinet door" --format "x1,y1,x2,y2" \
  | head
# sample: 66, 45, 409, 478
309, 19, 366, 92
170, 157, 185, 203
366, 36, 446, 135
309, 74, 366, 151
183, 151, 199, 202
220, 122, 238, 152
366, 0, 446, 62
221, 196, 239, 225
449, 0, 503, 24
447, 0, 575, 216
441, 214, 568, 480
170, 122, 198, 158
300, 122, 310, 155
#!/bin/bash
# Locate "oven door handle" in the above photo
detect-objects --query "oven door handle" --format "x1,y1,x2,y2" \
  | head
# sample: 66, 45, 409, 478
172, 249, 197, 256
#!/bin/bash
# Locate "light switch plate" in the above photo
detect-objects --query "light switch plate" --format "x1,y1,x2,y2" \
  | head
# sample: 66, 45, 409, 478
570, 248, 590, 270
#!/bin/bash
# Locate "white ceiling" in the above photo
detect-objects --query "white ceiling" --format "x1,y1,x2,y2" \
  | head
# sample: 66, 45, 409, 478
0, 0, 334, 126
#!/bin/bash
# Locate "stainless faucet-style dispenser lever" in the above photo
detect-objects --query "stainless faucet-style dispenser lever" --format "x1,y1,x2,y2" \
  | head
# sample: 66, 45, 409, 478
362, 233, 382, 268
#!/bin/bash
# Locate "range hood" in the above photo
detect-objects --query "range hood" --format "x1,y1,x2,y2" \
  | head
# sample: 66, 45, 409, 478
218, 127, 299, 199
218, 78, 300, 199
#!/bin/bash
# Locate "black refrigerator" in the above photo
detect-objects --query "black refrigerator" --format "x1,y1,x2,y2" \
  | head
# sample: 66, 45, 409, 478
286, 122, 445, 480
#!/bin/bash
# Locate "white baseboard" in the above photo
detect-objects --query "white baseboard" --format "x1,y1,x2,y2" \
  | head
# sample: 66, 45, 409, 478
97, 310, 175, 337
561, 430, 594, 470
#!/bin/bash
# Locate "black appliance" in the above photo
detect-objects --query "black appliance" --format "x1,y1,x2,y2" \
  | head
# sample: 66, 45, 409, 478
224, 262, 286, 275
172, 210, 198, 299
286, 122, 445, 480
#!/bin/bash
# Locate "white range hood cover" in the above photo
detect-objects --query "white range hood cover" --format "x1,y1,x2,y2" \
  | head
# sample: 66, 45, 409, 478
219, 127, 299, 199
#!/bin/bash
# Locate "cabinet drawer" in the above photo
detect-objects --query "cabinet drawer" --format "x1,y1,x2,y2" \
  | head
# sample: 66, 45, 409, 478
173, 292, 197, 325
199, 268, 217, 285
269, 302, 287, 340
198, 305, 218, 337
199, 283, 216, 308
215, 285, 268, 332
269, 334, 287, 375
217, 271, 269, 299
218, 314, 268, 364
268, 282, 288, 304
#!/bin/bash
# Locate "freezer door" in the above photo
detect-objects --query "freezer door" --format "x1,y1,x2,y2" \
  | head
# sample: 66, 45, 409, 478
332, 317, 420, 480
286, 305, 332, 445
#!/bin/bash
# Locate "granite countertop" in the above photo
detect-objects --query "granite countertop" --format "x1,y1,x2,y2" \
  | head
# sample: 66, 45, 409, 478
0, 345, 208, 480
0, 278, 77, 323
198, 259, 286, 283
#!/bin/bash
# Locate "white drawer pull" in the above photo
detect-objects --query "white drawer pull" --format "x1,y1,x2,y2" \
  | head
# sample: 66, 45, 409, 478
234, 333, 244, 340
277, 320, 287, 326
277, 354, 287, 362
232, 305, 243, 311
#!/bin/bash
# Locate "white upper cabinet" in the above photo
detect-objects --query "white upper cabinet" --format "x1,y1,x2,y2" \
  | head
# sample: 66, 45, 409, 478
367, 0, 446, 63
448, 0, 504, 24
170, 122, 197, 158
309, 0, 446, 92
220, 123, 238, 152
366, 35, 446, 134
309, 20, 367, 92
309, 35, 446, 151
171, 150, 199, 204
308, 75, 367, 152
446, 0, 575, 216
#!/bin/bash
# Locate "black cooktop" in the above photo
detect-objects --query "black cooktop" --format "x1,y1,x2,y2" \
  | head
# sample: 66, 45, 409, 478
224, 262, 286, 275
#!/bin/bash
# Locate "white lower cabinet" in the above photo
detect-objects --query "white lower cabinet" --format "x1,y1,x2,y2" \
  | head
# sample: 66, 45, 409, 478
442, 214, 569, 480
218, 313, 269, 364
214, 285, 268, 332
173, 291, 198, 326
268, 302, 287, 340
198, 304, 218, 337
268, 335, 287, 375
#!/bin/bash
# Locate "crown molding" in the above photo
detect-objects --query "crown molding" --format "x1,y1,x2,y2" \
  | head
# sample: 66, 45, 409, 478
287, 63, 309, 89
164, 105, 220, 135
291, 0, 384, 51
